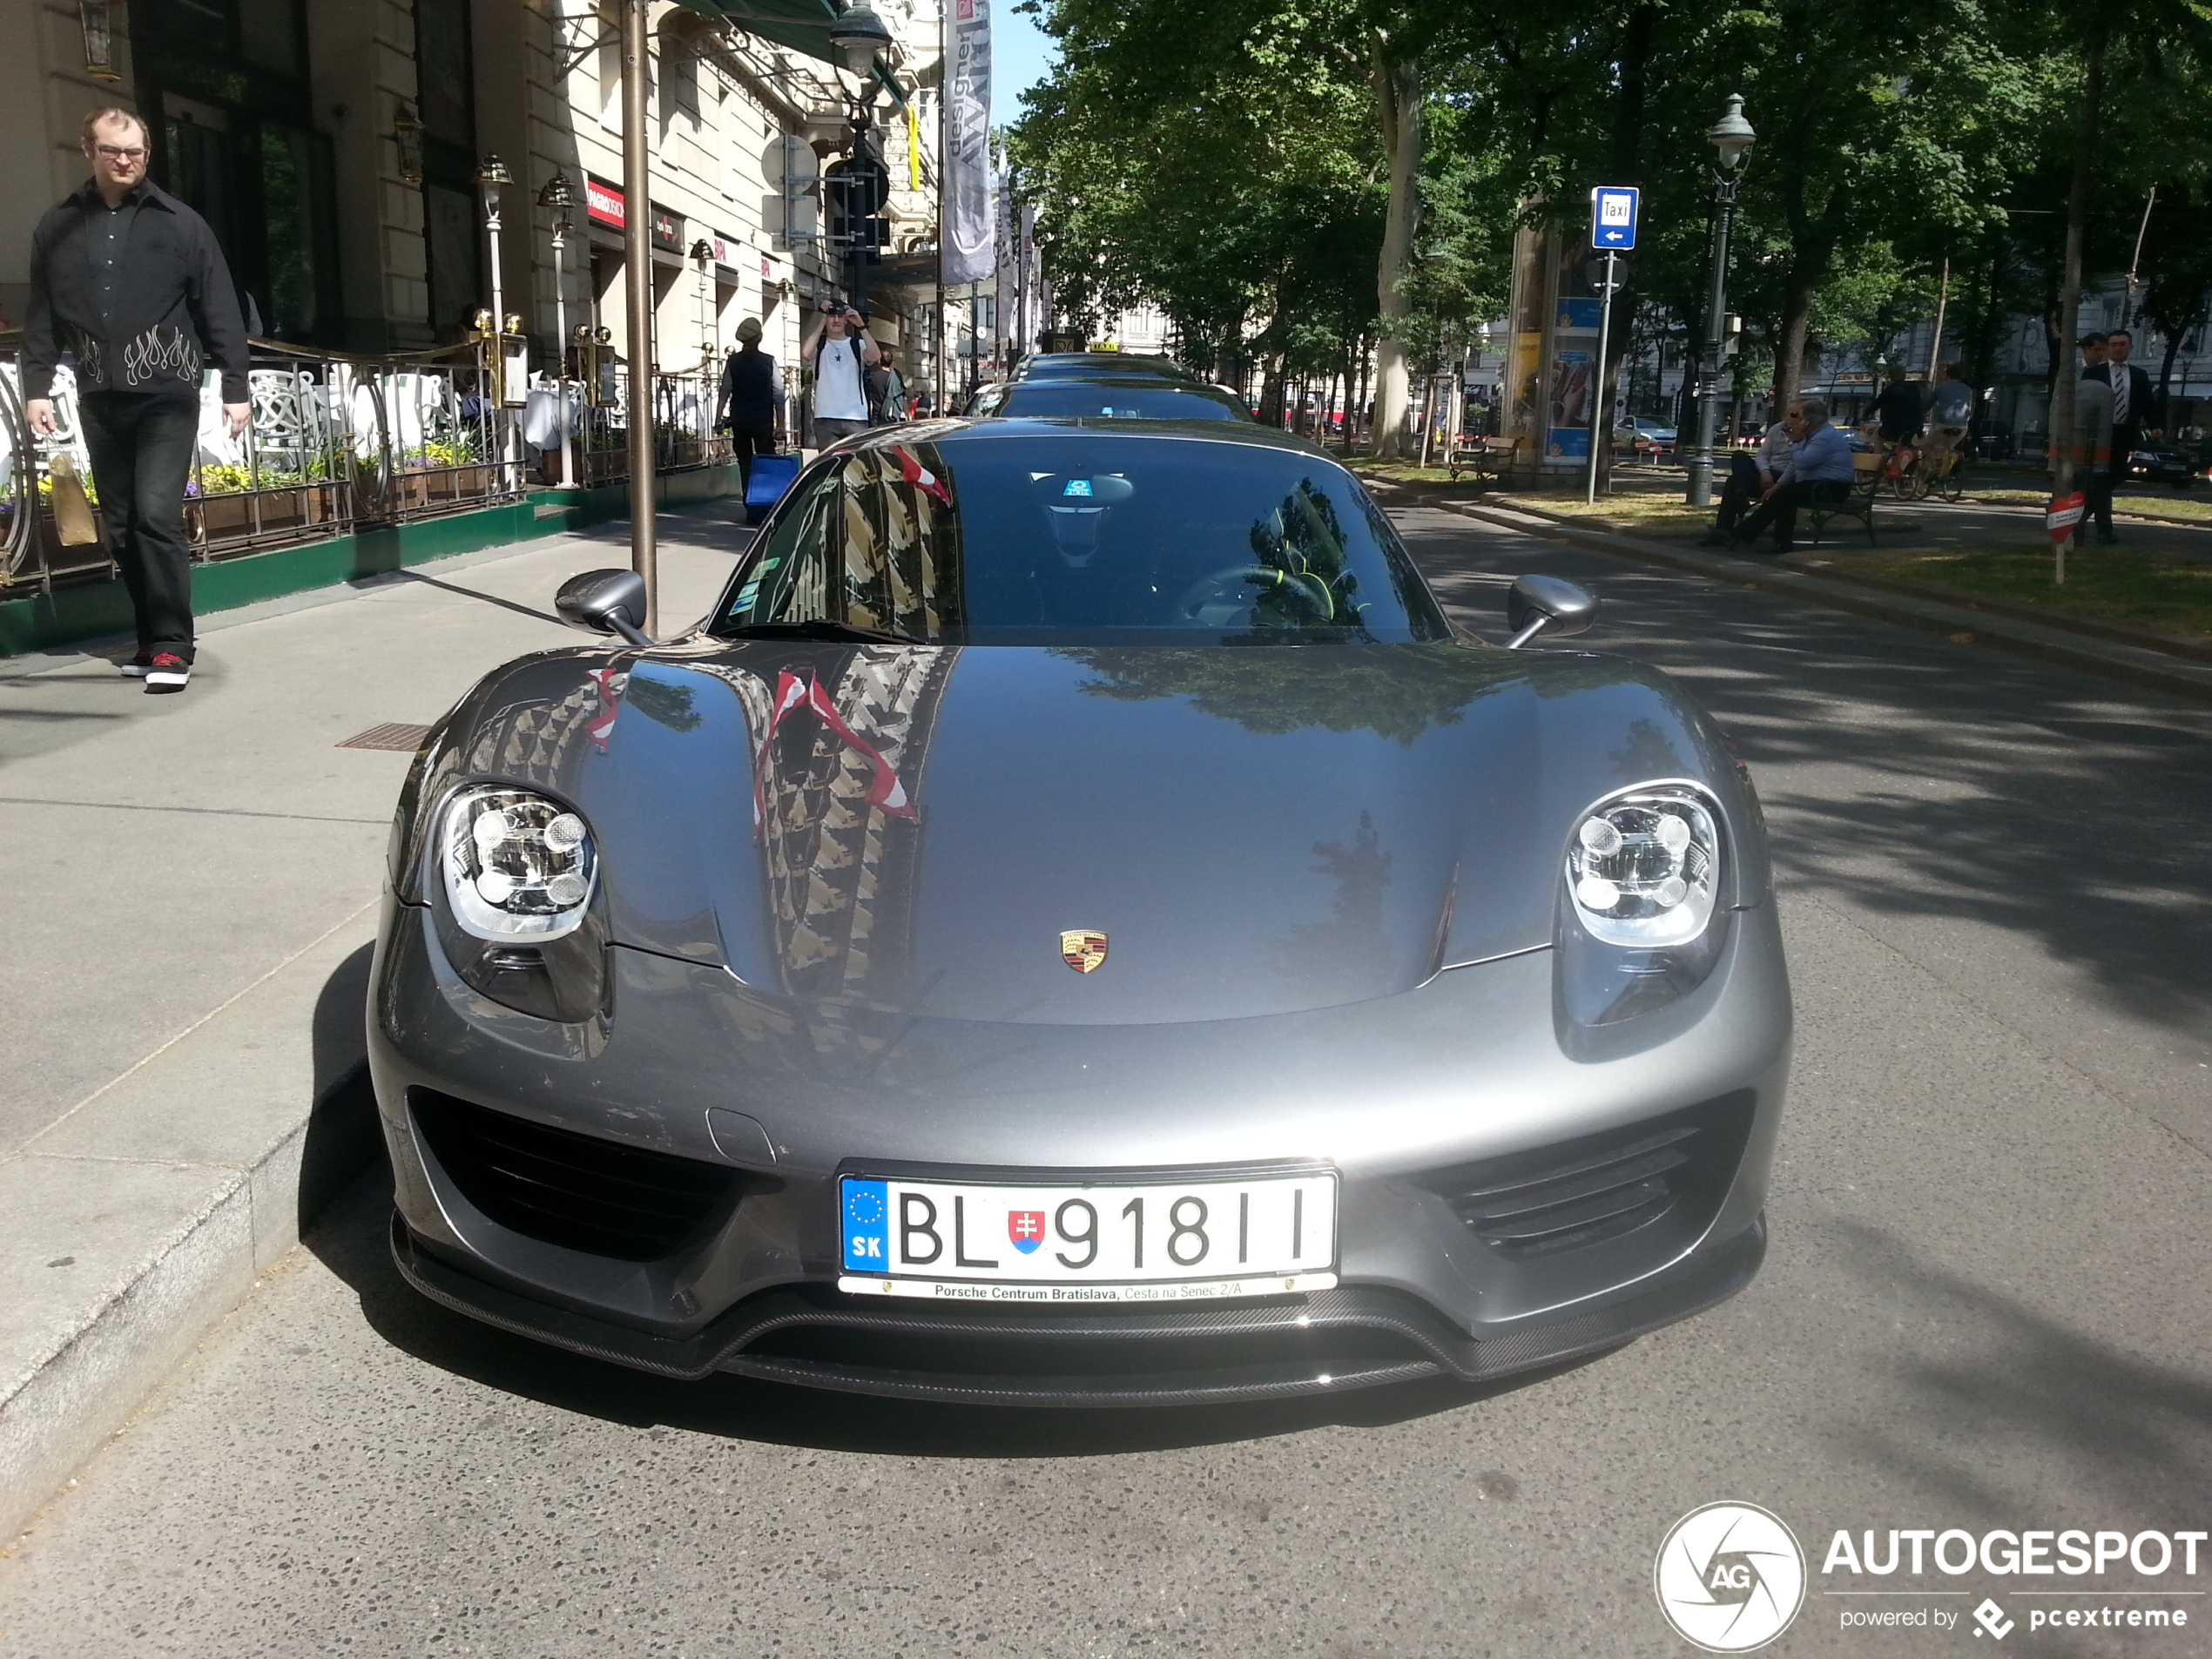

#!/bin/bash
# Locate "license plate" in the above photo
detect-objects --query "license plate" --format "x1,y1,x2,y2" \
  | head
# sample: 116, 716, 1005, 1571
835, 1170, 1338, 1303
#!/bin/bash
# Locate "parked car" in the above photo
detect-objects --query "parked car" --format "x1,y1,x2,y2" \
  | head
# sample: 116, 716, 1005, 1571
970, 376, 1254, 421
2124, 448, 2207, 489
1615, 417, 1676, 455
1012, 352, 1196, 383
373, 417, 1791, 1406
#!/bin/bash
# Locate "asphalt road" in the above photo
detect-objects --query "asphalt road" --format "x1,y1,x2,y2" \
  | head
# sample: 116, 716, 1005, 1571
3, 507, 2209, 1659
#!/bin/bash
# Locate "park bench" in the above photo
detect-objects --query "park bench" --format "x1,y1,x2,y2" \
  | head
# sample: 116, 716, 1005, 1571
1447, 435, 1520, 486
1806, 451, 1882, 548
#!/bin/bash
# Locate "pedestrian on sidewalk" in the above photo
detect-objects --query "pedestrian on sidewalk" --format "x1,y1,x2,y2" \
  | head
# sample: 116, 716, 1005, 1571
23, 108, 250, 694
2070, 332, 2116, 548
799, 299, 880, 448
1701, 415, 1796, 548
2084, 327, 2155, 542
1729, 398, 1853, 555
867, 345, 909, 425
717, 316, 781, 490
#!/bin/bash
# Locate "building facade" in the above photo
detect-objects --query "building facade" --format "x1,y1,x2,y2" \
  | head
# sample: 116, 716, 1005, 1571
3, 0, 949, 409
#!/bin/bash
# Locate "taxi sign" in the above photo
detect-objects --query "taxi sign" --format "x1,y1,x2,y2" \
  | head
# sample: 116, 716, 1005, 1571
1592, 185, 1639, 250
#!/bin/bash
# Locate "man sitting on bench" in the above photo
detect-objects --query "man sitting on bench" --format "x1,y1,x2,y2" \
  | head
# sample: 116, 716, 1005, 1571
1729, 397, 1853, 556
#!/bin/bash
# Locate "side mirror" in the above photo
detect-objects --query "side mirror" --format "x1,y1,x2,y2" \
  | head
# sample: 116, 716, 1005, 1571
556, 569, 652, 648
1504, 574, 1598, 650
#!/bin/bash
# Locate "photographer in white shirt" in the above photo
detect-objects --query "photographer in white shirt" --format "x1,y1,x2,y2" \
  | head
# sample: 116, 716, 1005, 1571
801, 298, 880, 448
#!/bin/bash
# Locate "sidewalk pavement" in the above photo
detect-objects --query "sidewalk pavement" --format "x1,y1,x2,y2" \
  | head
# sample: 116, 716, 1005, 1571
0, 501, 750, 1537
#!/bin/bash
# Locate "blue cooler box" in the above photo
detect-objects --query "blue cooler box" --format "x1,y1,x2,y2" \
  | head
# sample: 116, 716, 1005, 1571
744, 454, 799, 523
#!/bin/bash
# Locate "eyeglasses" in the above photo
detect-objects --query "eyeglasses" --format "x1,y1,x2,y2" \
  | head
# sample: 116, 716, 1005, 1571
93, 145, 148, 162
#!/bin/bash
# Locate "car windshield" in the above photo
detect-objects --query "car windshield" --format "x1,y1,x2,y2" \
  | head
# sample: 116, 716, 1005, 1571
985, 384, 1245, 421
714, 433, 1450, 646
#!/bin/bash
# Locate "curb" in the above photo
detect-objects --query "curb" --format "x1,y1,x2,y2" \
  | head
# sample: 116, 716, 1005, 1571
1383, 488, 2212, 705
0, 890, 387, 1544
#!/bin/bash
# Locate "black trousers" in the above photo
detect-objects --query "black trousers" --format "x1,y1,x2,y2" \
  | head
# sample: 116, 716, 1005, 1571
1734, 478, 1849, 548
79, 391, 199, 659
2094, 428, 2139, 534
1714, 452, 1764, 536
725, 413, 778, 487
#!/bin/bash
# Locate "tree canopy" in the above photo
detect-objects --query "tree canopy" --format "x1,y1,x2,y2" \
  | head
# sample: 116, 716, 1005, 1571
1007, 0, 2212, 443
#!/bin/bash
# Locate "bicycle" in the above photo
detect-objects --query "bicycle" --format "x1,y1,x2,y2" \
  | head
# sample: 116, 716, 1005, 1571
1910, 428, 1968, 502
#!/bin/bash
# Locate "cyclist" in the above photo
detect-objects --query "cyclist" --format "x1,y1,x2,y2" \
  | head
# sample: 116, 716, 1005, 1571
1869, 364, 1930, 480
1918, 363, 1976, 494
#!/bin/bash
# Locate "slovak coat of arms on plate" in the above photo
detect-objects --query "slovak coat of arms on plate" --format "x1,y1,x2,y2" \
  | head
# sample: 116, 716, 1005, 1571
1059, 929, 1109, 973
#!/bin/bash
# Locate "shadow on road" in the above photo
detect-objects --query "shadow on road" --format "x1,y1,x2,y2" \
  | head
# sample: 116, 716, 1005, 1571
302, 1165, 1597, 1459
1819, 1217, 2212, 1522
1399, 516, 2212, 1049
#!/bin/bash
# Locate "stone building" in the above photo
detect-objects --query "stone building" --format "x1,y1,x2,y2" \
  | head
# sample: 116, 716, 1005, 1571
1, 0, 948, 403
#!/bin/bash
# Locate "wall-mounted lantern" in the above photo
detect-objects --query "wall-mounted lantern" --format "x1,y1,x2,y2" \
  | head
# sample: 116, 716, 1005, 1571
78, 1, 122, 81
394, 100, 425, 185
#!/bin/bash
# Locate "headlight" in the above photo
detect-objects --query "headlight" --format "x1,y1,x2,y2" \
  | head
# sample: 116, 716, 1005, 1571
1558, 785, 1727, 1028
1565, 789, 1720, 947
440, 786, 597, 941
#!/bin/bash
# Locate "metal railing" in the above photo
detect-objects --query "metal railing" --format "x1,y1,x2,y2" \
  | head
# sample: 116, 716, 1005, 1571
573, 363, 732, 489
0, 332, 629, 597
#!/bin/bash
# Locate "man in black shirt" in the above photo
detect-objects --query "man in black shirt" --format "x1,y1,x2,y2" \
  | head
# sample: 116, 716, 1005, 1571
24, 108, 251, 692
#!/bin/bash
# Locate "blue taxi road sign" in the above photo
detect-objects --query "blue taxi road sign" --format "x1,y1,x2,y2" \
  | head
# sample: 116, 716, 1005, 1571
1592, 185, 1639, 250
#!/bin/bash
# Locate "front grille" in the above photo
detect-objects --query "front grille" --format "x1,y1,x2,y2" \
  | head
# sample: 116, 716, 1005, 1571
1427, 1090, 1757, 1261
409, 1088, 742, 1261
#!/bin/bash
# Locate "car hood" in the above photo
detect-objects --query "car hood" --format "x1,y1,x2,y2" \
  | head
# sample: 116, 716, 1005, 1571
403, 640, 1758, 1027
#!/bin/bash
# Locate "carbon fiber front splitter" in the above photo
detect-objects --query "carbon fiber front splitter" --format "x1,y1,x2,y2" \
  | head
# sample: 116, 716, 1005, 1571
391, 1211, 1765, 1406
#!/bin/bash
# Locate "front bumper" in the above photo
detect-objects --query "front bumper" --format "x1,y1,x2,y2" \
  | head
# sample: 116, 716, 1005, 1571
370, 894, 1791, 1404
394, 1209, 1765, 1404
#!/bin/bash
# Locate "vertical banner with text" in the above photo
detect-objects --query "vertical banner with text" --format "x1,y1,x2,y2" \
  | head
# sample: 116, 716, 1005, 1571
942, 0, 995, 286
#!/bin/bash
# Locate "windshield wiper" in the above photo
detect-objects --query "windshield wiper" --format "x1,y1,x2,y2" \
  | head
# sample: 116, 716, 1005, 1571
727, 618, 929, 646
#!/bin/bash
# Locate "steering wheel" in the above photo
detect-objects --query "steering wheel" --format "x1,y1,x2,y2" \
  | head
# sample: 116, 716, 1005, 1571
1170, 565, 1273, 624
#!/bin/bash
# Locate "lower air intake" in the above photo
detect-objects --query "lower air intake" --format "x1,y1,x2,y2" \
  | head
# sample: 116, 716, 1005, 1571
409, 1088, 741, 1261
1427, 1090, 1757, 1261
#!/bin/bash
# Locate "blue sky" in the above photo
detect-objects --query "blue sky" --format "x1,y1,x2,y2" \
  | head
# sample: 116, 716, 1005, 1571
989, 3, 1058, 127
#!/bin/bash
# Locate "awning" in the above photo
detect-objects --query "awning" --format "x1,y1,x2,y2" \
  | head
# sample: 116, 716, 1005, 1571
677, 1, 909, 107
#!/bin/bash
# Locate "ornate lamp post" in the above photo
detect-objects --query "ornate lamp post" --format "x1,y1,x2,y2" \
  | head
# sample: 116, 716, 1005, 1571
691, 239, 718, 453
1685, 95, 1756, 507
475, 156, 513, 347
828, 3, 893, 71
539, 172, 577, 489
475, 156, 515, 491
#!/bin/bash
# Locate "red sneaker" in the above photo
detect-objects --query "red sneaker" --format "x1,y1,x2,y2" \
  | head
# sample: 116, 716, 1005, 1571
144, 652, 191, 692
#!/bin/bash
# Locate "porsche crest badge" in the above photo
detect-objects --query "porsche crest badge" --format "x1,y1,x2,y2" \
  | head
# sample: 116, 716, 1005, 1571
1060, 929, 1109, 974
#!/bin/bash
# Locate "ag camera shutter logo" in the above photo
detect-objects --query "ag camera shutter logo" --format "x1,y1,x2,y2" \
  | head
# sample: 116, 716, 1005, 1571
1655, 1502, 1808, 1651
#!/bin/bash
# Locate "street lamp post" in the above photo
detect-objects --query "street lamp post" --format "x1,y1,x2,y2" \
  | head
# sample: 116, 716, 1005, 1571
475, 155, 514, 492
691, 239, 718, 455
1684, 95, 1755, 508
620, 0, 657, 634
539, 172, 577, 489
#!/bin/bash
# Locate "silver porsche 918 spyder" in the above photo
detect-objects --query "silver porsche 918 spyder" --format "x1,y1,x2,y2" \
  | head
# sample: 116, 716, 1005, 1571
369, 418, 1791, 1406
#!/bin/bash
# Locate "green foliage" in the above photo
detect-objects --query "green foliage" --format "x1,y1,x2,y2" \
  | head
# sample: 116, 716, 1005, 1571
1015, 0, 2212, 423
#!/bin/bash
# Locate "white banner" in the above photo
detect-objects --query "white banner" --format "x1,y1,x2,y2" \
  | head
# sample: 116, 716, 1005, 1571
941, 0, 994, 286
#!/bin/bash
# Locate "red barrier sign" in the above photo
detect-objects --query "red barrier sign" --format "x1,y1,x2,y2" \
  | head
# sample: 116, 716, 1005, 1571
2046, 491, 2085, 543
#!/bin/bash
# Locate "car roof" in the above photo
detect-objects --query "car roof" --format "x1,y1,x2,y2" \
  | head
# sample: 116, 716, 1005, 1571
824, 415, 1339, 461
1014, 353, 1195, 381
990, 379, 1254, 418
